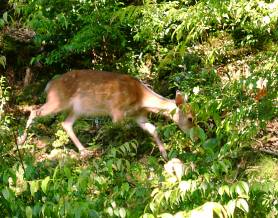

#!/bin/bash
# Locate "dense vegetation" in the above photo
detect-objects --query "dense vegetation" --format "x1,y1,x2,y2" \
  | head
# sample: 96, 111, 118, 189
0, 0, 277, 217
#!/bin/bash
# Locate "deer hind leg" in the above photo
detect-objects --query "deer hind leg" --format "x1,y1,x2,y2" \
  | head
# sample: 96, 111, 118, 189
136, 115, 168, 160
18, 102, 62, 145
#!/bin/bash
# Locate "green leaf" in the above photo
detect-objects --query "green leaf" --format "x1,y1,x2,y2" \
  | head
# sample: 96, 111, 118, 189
197, 127, 207, 142
159, 213, 174, 218
3, 12, 8, 23
2, 187, 10, 200
238, 181, 249, 196
203, 138, 218, 152
213, 205, 224, 218
26, 206, 33, 218
218, 185, 230, 197
119, 208, 126, 218
30, 181, 39, 196
64, 167, 71, 178
41, 176, 50, 194
107, 207, 113, 216
189, 128, 195, 141
0, 19, 4, 28
225, 200, 236, 217
236, 199, 249, 213
234, 181, 249, 198
142, 214, 155, 218
164, 190, 171, 201
0, 56, 6, 69
149, 202, 156, 213
121, 182, 130, 193
179, 180, 191, 192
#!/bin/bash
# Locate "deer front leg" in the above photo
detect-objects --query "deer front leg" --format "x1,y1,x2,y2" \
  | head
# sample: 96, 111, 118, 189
136, 116, 168, 160
61, 113, 88, 155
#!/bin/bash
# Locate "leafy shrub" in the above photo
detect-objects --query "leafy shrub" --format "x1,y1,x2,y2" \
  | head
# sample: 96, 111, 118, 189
0, 0, 277, 217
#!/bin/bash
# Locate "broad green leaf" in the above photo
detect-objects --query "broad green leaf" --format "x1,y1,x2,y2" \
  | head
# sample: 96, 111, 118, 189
114, 208, 120, 216
225, 200, 236, 217
235, 184, 243, 196
238, 181, 249, 195
3, 12, 8, 23
203, 138, 218, 152
189, 128, 195, 141
74, 207, 81, 218
141, 214, 155, 218
119, 207, 126, 218
174, 212, 185, 218
236, 199, 249, 213
41, 176, 50, 194
2, 187, 10, 200
190, 202, 226, 218
235, 181, 249, 197
26, 206, 33, 218
190, 205, 213, 218
218, 185, 230, 197
160, 213, 174, 218
64, 167, 71, 178
121, 182, 130, 193
179, 180, 191, 192
107, 207, 113, 216
164, 190, 171, 201
0, 56, 6, 68
30, 181, 39, 196
197, 127, 207, 142
0, 18, 4, 28
213, 207, 223, 218
151, 188, 159, 197
230, 184, 236, 197
149, 202, 156, 213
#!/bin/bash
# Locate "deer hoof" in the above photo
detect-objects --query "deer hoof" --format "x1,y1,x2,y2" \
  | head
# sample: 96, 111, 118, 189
80, 149, 94, 159
17, 132, 27, 145
161, 151, 168, 161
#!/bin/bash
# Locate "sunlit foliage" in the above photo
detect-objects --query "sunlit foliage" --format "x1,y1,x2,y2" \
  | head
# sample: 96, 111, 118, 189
0, 0, 277, 217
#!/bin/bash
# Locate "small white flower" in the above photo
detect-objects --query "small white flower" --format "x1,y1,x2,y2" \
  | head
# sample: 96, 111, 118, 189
262, 16, 270, 25
8, 177, 14, 186
256, 78, 268, 89
111, 201, 117, 209
258, 1, 265, 8
269, 0, 278, 10
164, 158, 185, 180
248, 83, 253, 90
243, 64, 251, 78
179, 180, 191, 192
193, 86, 200, 95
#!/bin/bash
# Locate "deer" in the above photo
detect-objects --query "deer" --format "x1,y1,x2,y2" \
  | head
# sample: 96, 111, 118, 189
18, 69, 194, 160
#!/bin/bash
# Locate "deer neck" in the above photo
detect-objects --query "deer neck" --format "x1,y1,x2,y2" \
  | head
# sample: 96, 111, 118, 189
142, 89, 176, 117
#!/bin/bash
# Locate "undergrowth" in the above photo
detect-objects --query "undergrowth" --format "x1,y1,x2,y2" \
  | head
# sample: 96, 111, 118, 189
0, 0, 278, 217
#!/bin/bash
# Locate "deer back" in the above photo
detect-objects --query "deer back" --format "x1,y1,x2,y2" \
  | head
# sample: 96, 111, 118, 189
45, 70, 146, 117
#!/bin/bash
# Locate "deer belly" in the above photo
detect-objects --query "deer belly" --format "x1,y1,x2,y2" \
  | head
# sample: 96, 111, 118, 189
71, 96, 110, 116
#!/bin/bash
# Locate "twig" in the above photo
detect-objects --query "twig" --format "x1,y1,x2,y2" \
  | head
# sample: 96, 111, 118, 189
253, 138, 278, 156
258, 148, 278, 157
0, 150, 15, 158
13, 130, 25, 172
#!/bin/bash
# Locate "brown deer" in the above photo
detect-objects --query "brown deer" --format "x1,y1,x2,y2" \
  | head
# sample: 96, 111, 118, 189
19, 70, 194, 160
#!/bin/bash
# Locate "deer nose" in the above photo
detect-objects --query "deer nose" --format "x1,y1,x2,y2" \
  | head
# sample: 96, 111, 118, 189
188, 116, 193, 123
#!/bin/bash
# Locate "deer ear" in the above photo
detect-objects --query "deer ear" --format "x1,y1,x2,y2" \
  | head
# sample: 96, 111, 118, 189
175, 91, 184, 106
